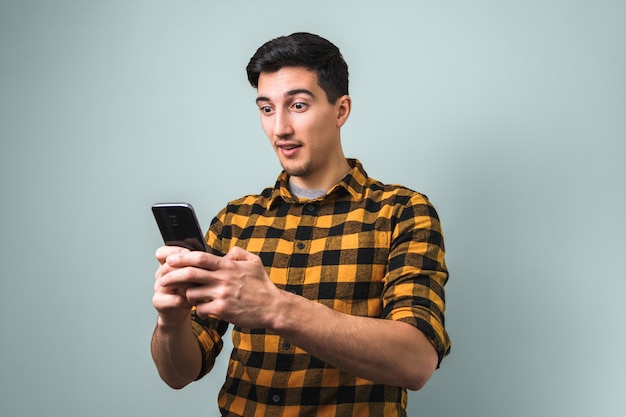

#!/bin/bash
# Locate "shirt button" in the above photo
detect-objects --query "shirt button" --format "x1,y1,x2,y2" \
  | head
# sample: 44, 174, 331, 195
272, 394, 281, 403
283, 342, 291, 350
305, 204, 317, 213
296, 242, 305, 249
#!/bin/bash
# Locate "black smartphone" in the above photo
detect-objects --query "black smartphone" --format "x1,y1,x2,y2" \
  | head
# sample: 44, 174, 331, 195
151, 202, 208, 252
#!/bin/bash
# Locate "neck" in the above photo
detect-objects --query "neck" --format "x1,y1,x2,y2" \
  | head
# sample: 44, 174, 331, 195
289, 155, 351, 192
288, 179, 326, 199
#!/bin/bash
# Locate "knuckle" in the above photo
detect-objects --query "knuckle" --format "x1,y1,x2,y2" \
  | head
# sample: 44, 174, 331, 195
208, 300, 226, 317
155, 265, 166, 280
184, 288, 201, 304
181, 266, 199, 281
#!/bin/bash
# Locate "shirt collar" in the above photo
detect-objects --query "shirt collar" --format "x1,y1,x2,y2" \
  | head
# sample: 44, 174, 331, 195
267, 159, 369, 209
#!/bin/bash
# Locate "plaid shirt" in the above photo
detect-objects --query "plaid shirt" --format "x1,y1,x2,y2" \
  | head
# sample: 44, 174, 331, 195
191, 159, 450, 417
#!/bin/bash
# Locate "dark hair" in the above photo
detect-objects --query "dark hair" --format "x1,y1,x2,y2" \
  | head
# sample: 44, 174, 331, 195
246, 32, 349, 103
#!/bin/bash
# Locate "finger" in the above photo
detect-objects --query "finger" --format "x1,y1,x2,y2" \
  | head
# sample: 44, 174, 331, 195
194, 298, 226, 320
159, 263, 218, 288
153, 290, 191, 308
223, 246, 256, 261
155, 275, 197, 294
153, 279, 195, 307
156, 245, 189, 264
165, 250, 223, 270
194, 301, 211, 319
155, 261, 175, 280
184, 284, 219, 307
154, 256, 185, 281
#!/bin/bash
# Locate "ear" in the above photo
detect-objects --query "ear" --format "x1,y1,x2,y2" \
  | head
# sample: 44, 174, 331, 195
335, 95, 352, 128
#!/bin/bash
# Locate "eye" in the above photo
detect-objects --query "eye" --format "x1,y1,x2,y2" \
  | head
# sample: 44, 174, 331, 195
291, 102, 307, 111
259, 105, 274, 115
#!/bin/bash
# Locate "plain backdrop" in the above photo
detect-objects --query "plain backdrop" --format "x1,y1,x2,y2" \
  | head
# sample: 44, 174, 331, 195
1, 1, 624, 416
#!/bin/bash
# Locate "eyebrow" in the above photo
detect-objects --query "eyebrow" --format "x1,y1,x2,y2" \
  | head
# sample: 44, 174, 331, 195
256, 89, 316, 105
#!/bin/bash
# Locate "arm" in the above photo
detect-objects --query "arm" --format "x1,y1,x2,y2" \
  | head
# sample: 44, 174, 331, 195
150, 316, 202, 389
272, 195, 447, 390
150, 246, 207, 389
270, 287, 438, 390
160, 247, 438, 390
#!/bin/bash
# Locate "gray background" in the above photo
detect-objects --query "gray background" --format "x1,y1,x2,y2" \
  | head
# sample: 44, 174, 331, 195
1, 1, 624, 416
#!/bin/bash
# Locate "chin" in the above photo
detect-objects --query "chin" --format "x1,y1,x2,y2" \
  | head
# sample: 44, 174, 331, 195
282, 161, 312, 178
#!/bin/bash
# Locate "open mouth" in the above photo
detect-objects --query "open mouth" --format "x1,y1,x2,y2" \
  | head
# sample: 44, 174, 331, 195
277, 143, 302, 157
276, 141, 302, 150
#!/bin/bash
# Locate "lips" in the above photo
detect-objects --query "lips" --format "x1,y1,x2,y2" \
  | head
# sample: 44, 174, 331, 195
276, 142, 302, 157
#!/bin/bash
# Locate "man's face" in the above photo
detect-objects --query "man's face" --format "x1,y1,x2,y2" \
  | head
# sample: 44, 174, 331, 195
256, 67, 349, 184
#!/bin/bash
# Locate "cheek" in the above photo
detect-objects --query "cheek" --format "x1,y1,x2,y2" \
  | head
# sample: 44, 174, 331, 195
308, 114, 336, 140
299, 111, 326, 131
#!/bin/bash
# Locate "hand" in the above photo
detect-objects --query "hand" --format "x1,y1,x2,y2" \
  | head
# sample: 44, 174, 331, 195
159, 246, 282, 329
152, 246, 195, 327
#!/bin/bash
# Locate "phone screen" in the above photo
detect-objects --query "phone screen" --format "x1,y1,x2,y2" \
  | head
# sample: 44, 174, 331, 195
152, 202, 208, 251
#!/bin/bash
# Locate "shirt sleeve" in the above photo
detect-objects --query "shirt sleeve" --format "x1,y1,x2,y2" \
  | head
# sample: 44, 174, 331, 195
205, 207, 228, 257
381, 192, 451, 366
189, 208, 230, 380
190, 311, 229, 379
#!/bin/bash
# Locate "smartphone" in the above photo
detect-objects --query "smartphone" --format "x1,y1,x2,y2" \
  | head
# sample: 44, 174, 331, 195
151, 202, 208, 252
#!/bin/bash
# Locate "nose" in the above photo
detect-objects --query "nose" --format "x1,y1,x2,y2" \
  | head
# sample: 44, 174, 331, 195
273, 109, 294, 139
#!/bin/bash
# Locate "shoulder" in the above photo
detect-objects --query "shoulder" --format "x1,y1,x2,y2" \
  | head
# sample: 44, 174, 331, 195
361, 178, 443, 230
365, 176, 431, 207
216, 185, 275, 217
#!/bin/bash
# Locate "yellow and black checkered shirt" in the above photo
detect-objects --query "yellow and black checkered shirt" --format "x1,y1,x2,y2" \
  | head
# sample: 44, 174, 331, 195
191, 159, 450, 416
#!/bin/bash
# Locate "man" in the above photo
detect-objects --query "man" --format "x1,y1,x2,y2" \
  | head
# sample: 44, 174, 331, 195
151, 32, 450, 416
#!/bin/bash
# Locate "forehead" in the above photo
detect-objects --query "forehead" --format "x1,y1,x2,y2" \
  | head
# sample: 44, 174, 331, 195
257, 67, 321, 99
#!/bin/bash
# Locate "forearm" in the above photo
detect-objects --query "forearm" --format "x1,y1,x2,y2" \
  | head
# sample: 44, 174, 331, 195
150, 318, 202, 389
270, 291, 438, 391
